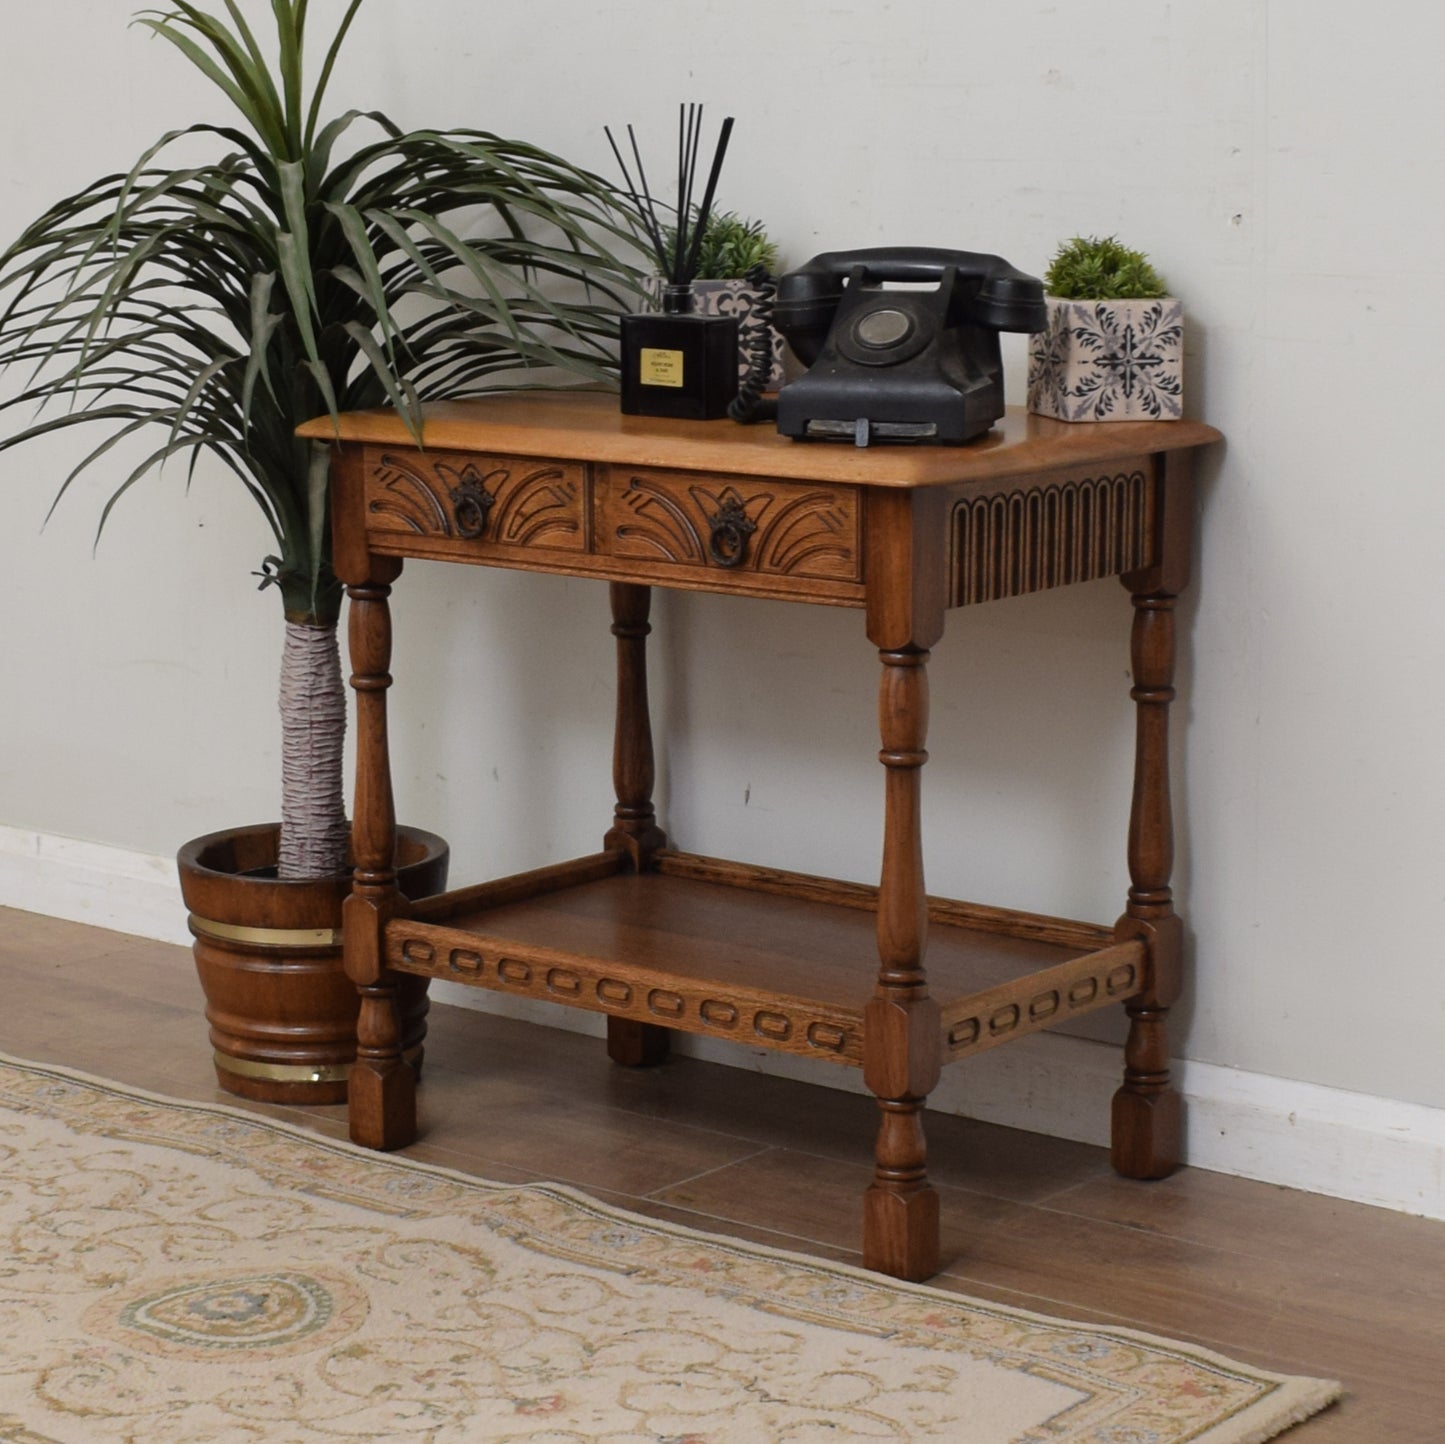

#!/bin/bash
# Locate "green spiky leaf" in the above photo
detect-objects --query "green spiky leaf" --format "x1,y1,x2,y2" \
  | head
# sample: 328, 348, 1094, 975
0, 0, 649, 629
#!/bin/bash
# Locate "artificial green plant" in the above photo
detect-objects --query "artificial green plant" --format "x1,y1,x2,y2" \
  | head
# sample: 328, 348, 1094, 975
1043, 235, 1168, 300
682, 211, 778, 280
0, 1, 645, 878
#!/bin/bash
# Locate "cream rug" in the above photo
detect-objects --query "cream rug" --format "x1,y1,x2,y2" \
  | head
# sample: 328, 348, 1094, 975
0, 1051, 1339, 1443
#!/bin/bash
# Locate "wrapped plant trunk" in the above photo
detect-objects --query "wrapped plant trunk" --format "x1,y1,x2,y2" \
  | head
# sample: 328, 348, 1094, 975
278, 621, 349, 879
0, 0, 642, 1102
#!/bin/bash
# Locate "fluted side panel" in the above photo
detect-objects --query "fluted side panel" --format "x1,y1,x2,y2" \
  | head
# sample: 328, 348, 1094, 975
951, 470, 1154, 606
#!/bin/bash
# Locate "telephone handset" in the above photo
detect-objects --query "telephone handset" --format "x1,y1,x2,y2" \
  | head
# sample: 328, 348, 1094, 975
767, 247, 1046, 446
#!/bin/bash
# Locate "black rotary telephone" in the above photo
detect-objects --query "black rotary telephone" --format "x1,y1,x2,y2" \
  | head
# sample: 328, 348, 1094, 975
738, 247, 1046, 446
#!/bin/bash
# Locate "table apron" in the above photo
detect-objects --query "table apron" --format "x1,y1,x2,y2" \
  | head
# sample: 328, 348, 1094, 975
351, 444, 1163, 609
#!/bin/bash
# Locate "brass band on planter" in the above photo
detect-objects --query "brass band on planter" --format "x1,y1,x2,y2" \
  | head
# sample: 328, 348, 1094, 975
188, 914, 341, 948
214, 1045, 423, 1086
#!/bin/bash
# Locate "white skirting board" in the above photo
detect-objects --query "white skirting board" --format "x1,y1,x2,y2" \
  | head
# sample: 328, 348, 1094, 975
0, 826, 194, 947
3, 823, 1441, 1222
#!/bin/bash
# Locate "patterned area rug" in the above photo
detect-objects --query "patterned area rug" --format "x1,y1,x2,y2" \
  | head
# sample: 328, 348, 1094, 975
0, 1052, 1339, 1442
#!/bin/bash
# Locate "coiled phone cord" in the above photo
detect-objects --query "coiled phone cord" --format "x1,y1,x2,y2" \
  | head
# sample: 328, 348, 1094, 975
728, 265, 778, 424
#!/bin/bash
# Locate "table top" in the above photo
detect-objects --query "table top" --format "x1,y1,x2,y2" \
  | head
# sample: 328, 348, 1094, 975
299, 390, 1221, 490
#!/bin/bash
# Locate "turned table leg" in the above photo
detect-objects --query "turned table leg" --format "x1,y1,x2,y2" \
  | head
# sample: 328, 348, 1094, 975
1112, 587, 1184, 1178
344, 570, 416, 1151
863, 646, 943, 1280
604, 582, 670, 1068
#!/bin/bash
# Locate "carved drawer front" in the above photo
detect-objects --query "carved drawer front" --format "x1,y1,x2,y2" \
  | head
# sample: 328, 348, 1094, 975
598, 467, 861, 583
364, 448, 587, 555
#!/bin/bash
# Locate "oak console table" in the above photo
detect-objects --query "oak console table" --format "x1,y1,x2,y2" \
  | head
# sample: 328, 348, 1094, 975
304, 391, 1220, 1282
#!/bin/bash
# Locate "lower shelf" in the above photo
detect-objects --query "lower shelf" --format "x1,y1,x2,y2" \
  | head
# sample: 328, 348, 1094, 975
386, 849, 1146, 1069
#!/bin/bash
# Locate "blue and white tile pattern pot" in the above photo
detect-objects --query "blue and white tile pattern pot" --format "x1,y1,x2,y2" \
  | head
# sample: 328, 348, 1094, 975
1027, 296, 1183, 422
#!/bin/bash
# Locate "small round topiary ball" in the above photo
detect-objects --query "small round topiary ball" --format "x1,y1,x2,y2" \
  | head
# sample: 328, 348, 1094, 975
1043, 235, 1168, 300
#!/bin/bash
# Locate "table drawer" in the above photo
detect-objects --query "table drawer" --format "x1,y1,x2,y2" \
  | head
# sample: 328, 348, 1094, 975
363, 447, 587, 556
597, 466, 861, 584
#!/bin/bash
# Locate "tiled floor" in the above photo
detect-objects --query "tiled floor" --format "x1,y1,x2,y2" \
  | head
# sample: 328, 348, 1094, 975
4, 905, 1440, 1439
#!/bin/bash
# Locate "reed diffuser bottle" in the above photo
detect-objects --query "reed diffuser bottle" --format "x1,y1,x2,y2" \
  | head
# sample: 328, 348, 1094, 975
608, 107, 740, 419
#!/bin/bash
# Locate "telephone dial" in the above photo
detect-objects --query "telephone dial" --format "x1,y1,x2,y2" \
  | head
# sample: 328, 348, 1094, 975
759, 247, 1046, 446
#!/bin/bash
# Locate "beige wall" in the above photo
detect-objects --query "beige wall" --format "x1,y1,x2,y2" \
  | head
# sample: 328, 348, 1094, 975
2, 1, 1442, 1119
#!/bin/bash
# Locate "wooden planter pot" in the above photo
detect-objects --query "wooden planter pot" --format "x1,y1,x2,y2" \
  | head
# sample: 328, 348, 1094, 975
177, 823, 449, 1104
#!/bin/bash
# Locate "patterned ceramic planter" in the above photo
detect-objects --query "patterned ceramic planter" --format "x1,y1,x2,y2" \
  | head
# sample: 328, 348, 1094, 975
1027, 296, 1183, 422
643, 276, 785, 389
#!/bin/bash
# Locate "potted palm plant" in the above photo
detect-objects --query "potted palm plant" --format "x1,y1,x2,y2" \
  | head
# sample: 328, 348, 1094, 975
0, 1, 645, 1100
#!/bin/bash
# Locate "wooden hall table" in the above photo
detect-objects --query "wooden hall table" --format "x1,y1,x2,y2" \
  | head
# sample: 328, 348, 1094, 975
303, 391, 1221, 1282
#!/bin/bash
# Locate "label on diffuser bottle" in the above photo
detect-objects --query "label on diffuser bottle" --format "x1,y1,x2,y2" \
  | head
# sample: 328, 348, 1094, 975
639, 347, 685, 388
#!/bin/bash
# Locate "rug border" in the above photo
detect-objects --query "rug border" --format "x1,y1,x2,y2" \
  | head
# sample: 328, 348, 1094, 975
0, 1048, 1343, 1442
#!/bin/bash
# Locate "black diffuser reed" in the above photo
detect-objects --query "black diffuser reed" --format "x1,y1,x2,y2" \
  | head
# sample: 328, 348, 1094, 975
608, 106, 740, 419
